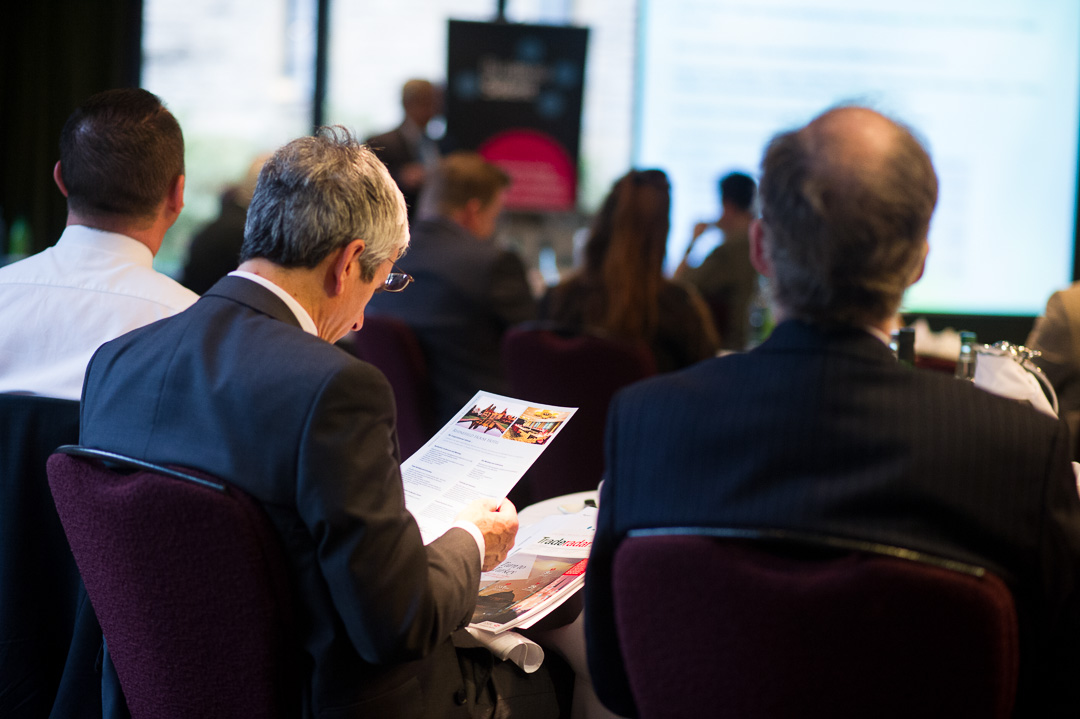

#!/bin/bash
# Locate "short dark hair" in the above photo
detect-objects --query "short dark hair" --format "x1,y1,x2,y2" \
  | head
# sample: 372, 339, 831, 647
758, 106, 938, 327
241, 126, 408, 280
719, 172, 756, 213
418, 152, 510, 218
58, 88, 184, 221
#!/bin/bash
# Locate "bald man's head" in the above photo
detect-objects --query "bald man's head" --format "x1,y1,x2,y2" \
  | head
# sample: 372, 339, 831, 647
757, 106, 938, 327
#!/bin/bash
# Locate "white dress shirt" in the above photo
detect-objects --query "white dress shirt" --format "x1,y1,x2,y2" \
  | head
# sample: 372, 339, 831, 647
0, 225, 198, 400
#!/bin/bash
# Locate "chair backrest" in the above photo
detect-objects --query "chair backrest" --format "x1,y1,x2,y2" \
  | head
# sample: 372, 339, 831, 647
612, 529, 1019, 719
341, 314, 435, 458
501, 325, 657, 505
47, 447, 298, 719
0, 394, 97, 718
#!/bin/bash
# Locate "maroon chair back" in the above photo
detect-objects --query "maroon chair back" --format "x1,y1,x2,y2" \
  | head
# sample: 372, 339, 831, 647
501, 325, 657, 505
612, 529, 1019, 719
46, 447, 299, 719
341, 314, 435, 459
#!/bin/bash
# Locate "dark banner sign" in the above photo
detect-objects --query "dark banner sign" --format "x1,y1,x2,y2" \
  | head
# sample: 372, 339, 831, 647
445, 20, 589, 212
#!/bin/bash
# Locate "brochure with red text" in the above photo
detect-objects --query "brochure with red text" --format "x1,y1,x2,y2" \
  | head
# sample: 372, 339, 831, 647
469, 508, 596, 634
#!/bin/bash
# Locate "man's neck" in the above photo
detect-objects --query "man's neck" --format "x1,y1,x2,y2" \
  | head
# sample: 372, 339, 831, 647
774, 304, 897, 341
235, 258, 329, 335
718, 213, 753, 237
65, 210, 166, 256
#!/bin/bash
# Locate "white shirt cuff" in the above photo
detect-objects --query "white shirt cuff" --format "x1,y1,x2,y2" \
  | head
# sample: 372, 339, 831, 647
451, 520, 486, 567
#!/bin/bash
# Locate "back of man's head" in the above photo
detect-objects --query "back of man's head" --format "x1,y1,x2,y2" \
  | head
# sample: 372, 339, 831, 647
758, 106, 938, 327
402, 79, 434, 108
719, 172, 757, 214
401, 79, 439, 126
418, 152, 510, 219
241, 126, 408, 281
58, 88, 184, 223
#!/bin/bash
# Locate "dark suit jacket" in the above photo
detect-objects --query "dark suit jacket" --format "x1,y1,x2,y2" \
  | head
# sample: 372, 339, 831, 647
80, 276, 482, 719
367, 217, 537, 427
585, 319, 1080, 718
0, 394, 102, 719
1028, 282, 1080, 455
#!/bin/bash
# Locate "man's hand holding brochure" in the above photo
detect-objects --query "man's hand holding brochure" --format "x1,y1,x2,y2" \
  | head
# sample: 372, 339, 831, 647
470, 507, 595, 633
400, 391, 594, 670
456, 497, 519, 571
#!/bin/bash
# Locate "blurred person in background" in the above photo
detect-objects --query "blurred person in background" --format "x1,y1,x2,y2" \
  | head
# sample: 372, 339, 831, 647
180, 154, 268, 295
674, 171, 759, 351
366, 79, 443, 220
1027, 283, 1080, 456
539, 168, 718, 372
367, 151, 536, 429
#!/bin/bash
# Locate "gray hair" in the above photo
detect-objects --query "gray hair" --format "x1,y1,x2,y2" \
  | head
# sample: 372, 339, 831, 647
241, 126, 408, 280
758, 106, 937, 327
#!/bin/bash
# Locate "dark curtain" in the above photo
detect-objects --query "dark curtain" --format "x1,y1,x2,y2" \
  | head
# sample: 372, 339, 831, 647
0, 0, 143, 257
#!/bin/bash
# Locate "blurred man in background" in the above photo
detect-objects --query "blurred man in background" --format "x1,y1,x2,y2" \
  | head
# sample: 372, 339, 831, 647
675, 171, 759, 350
368, 151, 536, 429
367, 79, 442, 220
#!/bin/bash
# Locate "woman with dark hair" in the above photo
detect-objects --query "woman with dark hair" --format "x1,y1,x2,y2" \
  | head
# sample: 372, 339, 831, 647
539, 169, 719, 372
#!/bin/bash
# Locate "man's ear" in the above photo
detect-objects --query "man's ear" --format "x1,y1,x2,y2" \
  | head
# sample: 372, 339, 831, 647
908, 239, 929, 286
53, 162, 69, 197
166, 174, 186, 216
330, 238, 366, 295
749, 219, 773, 277
457, 197, 484, 235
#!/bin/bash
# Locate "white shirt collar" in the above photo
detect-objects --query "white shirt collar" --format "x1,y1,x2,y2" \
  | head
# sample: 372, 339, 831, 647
60, 225, 155, 266
228, 270, 319, 336
864, 325, 893, 346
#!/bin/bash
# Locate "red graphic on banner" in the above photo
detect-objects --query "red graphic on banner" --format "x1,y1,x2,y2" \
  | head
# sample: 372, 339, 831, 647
479, 129, 576, 212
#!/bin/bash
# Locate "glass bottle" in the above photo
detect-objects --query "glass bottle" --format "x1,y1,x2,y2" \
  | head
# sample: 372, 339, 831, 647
894, 326, 916, 368
954, 330, 978, 381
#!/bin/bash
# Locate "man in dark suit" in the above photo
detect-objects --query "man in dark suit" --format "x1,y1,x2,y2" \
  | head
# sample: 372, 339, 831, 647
367, 151, 536, 429
584, 106, 1080, 717
366, 79, 442, 219
80, 128, 558, 718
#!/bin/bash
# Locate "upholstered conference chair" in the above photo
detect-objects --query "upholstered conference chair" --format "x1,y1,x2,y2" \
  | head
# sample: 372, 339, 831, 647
340, 314, 435, 459
612, 528, 1018, 719
0, 394, 102, 719
47, 446, 299, 719
501, 324, 657, 506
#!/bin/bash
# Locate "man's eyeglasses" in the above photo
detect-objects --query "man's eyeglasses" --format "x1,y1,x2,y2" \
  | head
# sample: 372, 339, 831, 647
382, 264, 413, 293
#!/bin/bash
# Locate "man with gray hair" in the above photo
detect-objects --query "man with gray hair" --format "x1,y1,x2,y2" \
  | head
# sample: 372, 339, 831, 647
80, 127, 558, 718
585, 106, 1080, 717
